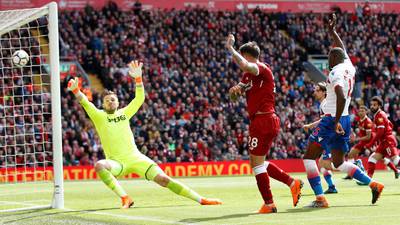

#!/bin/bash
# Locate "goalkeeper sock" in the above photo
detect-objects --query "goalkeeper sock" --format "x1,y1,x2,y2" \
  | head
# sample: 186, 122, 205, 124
166, 179, 202, 203
97, 169, 127, 197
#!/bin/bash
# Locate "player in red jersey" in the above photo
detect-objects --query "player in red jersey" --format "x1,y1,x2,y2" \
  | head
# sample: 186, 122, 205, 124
226, 34, 303, 214
366, 96, 400, 178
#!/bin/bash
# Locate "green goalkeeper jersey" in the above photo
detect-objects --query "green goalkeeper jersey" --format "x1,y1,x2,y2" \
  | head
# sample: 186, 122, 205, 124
79, 86, 145, 162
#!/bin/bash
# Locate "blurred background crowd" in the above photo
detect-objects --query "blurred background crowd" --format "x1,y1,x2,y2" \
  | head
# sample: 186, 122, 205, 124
1, 2, 399, 167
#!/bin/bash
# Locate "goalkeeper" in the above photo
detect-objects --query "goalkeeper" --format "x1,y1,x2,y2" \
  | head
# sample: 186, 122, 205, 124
67, 60, 222, 208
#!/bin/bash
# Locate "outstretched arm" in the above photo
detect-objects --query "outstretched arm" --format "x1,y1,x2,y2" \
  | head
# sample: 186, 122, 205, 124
225, 34, 259, 75
67, 77, 85, 102
124, 60, 145, 119
67, 77, 99, 120
328, 14, 345, 51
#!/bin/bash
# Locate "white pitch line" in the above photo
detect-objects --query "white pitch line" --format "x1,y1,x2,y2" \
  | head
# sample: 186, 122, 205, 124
1, 201, 196, 225
63, 207, 197, 225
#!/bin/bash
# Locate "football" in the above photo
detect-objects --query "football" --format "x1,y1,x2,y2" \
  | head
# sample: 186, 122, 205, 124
12, 50, 30, 67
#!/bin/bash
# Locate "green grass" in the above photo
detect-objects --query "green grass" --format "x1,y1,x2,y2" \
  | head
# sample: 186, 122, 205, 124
1, 171, 399, 225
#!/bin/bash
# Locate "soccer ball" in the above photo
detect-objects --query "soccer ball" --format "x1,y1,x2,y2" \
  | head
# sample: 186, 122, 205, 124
12, 50, 30, 67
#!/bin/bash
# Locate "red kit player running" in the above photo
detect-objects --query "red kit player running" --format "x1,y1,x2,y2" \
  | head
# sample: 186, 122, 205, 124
366, 96, 400, 178
225, 34, 303, 214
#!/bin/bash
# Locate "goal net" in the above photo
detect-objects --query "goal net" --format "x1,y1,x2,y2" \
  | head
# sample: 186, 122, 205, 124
0, 2, 63, 212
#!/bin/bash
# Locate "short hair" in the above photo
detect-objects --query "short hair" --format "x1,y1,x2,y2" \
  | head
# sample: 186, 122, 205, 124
371, 96, 383, 107
329, 47, 346, 61
317, 82, 327, 92
359, 105, 368, 111
239, 42, 260, 58
102, 89, 117, 98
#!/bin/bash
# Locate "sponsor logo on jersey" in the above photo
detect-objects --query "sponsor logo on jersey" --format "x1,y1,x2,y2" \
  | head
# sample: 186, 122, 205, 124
108, 115, 126, 123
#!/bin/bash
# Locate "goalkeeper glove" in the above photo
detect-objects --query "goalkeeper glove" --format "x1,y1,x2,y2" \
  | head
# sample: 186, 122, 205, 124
128, 60, 143, 84
67, 77, 80, 94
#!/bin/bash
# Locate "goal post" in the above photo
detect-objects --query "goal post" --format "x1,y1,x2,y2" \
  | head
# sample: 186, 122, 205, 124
0, 2, 63, 212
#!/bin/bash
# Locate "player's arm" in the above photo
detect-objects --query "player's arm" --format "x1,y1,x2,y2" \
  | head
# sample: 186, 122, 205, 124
356, 130, 372, 142
303, 119, 321, 133
334, 85, 346, 135
229, 82, 246, 102
225, 34, 259, 75
124, 60, 145, 119
67, 77, 100, 120
366, 120, 385, 148
328, 14, 346, 51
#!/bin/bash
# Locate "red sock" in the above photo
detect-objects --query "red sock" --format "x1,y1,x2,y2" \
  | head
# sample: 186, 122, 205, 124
255, 173, 273, 204
367, 162, 376, 178
266, 162, 294, 186
386, 161, 397, 173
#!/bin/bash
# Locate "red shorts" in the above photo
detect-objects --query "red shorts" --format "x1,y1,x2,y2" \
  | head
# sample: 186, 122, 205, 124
248, 113, 280, 156
376, 136, 398, 158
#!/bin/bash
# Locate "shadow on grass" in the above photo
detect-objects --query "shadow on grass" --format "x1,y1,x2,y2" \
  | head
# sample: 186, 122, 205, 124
180, 212, 257, 223
134, 204, 192, 209
2, 207, 118, 224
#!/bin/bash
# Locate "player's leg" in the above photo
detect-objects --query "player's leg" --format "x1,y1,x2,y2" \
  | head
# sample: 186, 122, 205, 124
94, 159, 132, 208
125, 154, 221, 205
332, 149, 384, 204
303, 142, 328, 207
263, 161, 303, 206
388, 146, 400, 178
343, 147, 363, 179
367, 152, 383, 178
249, 114, 283, 213
383, 157, 399, 178
148, 167, 222, 205
251, 154, 277, 213
318, 157, 337, 194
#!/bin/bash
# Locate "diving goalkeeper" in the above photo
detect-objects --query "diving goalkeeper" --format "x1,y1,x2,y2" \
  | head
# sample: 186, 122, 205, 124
67, 60, 222, 208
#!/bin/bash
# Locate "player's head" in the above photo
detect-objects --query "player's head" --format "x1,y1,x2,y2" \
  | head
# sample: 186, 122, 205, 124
313, 82, 327, 101
102, 90, 119, 114
328, 47, 345, 70
358, 105, 368, 118
239, 42, 260, 61
370, 96, 383, 114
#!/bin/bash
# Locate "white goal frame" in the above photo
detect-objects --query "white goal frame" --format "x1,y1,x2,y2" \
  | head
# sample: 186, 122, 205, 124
0, 2, 63, 212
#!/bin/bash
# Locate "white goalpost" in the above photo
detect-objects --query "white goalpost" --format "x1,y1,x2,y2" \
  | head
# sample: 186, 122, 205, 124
0, 2, 63, 212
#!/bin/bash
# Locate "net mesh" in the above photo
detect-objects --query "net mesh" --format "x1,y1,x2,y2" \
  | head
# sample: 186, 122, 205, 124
0, 11, 53, 211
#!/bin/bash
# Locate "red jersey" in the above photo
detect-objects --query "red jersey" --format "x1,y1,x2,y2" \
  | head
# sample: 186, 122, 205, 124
373, 110, 394, 142
240, 62, 275, 119
357, 116, 374, 138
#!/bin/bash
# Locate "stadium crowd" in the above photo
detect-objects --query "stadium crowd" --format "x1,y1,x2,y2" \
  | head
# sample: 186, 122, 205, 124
3, 2, 399, 168
57, 3, 400, 166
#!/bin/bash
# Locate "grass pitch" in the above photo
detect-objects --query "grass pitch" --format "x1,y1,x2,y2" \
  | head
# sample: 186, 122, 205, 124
1, 171, 399, 225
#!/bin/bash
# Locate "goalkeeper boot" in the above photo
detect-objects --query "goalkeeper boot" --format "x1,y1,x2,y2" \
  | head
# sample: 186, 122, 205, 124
369, 181, 384, 204
121, 196, 134, 209
290, 179, 303, 207
200, 198, 222, 205
257, 203, 277, 214
305, 196, 329, 208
